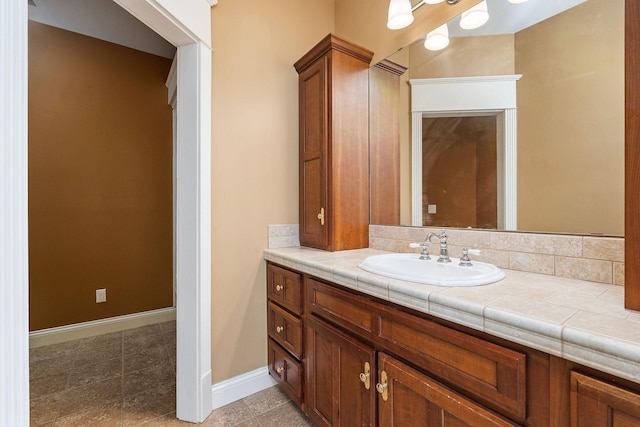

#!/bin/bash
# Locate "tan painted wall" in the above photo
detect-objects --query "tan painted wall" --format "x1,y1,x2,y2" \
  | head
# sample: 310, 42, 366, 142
210, 0, 335, 382
28, 21, 173, 331
208, 0, 486, 384
516, 0, 624, 235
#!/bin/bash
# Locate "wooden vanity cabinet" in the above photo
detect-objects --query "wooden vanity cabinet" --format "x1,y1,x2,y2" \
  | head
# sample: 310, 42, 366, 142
266, 263, 304, 406
570, 371, 640, 426
294, 34, 373, 251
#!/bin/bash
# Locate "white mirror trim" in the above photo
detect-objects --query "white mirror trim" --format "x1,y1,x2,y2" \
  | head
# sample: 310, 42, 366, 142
410, 75, 521, 230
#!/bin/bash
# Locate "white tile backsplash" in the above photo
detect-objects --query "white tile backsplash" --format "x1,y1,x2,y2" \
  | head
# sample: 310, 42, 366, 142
369, 225, 625, 286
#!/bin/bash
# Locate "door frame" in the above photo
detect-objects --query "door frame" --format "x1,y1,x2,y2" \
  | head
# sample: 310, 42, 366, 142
1, 0, 214, 423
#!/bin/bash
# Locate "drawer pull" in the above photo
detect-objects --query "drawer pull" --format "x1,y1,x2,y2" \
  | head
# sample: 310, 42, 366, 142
376, 371, 388, 401
359, 362, 371, 390
276, 325, 284, 333
276, 365, 286, 374
276, 284, 283, 292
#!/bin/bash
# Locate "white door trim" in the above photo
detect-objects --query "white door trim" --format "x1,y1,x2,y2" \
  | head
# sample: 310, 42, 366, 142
1, 1, 29, 425
2, 0, 213, 423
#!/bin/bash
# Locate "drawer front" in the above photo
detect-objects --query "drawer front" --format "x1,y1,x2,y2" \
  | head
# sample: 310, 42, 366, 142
267, 263, 302, 315
306, 277, 376, 339
268, 338, 303, 406
267, 301, 303, 358
377, 308, 526, 420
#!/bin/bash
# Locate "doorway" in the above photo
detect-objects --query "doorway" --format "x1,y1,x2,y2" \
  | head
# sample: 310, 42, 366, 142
1, 0, 213, 424
421, 115, 498, 229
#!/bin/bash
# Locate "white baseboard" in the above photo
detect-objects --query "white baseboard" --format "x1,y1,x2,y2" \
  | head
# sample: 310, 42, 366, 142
29, 307, 176, 348
211, 366, 277, 410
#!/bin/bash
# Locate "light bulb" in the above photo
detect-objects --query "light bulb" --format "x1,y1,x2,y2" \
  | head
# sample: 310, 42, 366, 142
459, 0, 489, 30
387, 0, 414, 30
424, 23, 449, 51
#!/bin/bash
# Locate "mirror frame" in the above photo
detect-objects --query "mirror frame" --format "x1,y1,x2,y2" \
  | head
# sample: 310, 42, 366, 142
625, 0, 639, 310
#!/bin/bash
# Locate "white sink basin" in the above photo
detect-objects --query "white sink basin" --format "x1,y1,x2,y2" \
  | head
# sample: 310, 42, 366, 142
358, 253, 505, 287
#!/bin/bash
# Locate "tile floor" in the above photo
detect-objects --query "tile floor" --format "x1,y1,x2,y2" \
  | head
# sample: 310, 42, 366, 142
29, 321, 315, 426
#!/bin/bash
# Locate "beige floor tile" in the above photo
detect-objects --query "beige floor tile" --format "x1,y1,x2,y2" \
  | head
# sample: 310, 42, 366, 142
30, 370, 70, 398
53, 400, 122, 427
124, 362, 176, 397
56, 377, 123, 418
138, 412, 195, 426
123, 383, 176, 426
255, 401, 315, 427
124, 346, 171, 373
74, 340, 123, 367
200, 400, 254, 427
243, 386, 291, 416
30, 393, 61, 426
67, 357, 123, 388
30, 354, 74, 379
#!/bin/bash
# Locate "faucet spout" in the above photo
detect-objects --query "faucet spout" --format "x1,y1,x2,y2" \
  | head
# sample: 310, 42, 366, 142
428, 228, 451, 263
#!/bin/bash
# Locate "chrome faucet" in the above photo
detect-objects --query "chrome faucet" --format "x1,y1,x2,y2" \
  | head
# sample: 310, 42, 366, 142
428, 228, 451, 263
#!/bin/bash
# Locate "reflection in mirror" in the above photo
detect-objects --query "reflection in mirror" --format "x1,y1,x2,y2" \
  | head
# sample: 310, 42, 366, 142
376, 0, 624, 236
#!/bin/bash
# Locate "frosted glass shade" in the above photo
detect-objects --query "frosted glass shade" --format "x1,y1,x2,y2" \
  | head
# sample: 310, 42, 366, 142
424, 23, 449, 51
459, 0, 489, 30
387, 0, 414, 30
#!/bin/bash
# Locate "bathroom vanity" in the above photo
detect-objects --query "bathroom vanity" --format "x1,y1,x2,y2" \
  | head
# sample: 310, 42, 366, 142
265, 247, 640, 426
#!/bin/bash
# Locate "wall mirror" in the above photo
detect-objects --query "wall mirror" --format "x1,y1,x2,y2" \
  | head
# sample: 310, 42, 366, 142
374, 0, 624, 237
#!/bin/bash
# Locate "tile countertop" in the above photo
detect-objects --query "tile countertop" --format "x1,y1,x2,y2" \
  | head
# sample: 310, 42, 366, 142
263, 247, 640, 385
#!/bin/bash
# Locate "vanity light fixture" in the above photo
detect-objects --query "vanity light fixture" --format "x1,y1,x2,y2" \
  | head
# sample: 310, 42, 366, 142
459, 0, 489, 30
387, 0, 462, 30
424, 23, 450, 50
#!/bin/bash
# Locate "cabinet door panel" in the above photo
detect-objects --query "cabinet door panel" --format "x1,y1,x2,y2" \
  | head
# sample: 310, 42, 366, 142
570, 371, 640, 427
305, 316, 376, 427
299, 58, 328, 249
378, 352, 520, 427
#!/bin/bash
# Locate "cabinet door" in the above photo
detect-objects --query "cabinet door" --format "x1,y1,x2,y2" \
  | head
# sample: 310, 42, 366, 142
305, 316, 376, 427
377, 352, 520, 427
299, 57, 328, 249
570, 371, 640, 426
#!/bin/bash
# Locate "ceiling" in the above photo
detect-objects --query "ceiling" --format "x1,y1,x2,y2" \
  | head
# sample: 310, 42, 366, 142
27, 0, 588, 59
447, 0, 589, 37
28, 0, 176, 59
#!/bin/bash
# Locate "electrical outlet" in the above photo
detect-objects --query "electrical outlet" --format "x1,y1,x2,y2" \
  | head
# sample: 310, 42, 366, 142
96, 289, 107, 303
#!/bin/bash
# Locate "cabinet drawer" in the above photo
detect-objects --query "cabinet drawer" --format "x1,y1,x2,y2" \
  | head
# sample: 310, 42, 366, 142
267, 263, 302, 315
306, 277, 377, 339
268, 338, 303, 406
377, 308, 527, 420
267, 301, 303, 358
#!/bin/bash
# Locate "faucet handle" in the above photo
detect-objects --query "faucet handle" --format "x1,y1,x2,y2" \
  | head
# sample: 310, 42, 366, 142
459, 248, 481, 267
409, 242, 431, 260
459, 248, 472, 267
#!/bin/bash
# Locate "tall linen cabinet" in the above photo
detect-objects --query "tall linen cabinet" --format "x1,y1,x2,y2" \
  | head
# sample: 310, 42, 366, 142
294, 34, 374, 251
